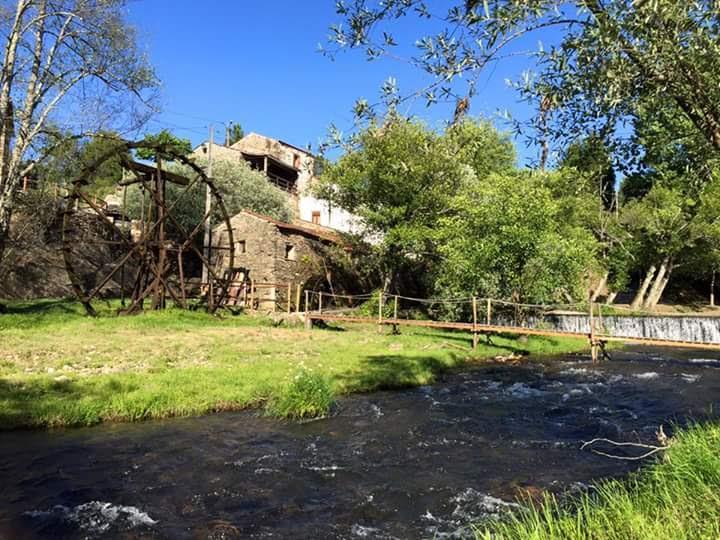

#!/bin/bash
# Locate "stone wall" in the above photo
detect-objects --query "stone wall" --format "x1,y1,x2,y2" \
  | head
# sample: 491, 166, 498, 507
213, 212, 325, 310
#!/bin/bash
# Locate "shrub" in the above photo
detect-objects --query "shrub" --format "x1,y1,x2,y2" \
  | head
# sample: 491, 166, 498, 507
266, 370, 335, 420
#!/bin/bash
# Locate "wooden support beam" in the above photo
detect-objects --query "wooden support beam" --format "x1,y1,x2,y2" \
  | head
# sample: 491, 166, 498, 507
377, 291, 383, 334
304, 289, 311, 330
392, 295, 399, 334
287, 283, 292, 314
472, 296, 478, 350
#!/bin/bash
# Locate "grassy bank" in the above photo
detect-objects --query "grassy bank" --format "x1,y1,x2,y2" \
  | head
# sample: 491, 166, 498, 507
479, 423, 720, 539
0, 299, 587, 429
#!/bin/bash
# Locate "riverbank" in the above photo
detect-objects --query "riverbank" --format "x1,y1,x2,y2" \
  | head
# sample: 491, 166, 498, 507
0, 299, 588, 429
479, 422, 720, 539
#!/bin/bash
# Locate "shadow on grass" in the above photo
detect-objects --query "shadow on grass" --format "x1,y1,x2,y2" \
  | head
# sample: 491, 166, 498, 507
2, 298, 79, 315
313, 321, 347, 332
0, 376, 138, 430
337, 353, 460, 393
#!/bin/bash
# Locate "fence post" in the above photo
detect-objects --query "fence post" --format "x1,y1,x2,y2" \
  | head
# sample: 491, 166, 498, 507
486, 298, 492, 325
392, 295, 400, 334
472, 296, 478, 349
319, 291, 323, 314
589, 299, 597, 362
287, 283, 292, 314
377, 290, 384, 334
304, 289, 311, 330
295, 283, 302, 314
249, 278, 255, 311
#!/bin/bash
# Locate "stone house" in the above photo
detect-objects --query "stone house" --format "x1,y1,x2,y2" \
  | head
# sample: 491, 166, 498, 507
212, 210, 340, 309
194, 132, 359, 234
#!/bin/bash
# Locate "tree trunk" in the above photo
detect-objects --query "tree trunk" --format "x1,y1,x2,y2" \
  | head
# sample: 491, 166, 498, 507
0, 199, 11, 265
605, 291, 617, 305
591, 272, 608, 302
630, 265, 656, 310
644, 257, 672, 310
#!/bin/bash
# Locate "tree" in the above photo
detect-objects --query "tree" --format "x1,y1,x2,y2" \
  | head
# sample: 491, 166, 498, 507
561, 136, 616, 210
621, 184, 694, 309
316, 117, 456, 291
125, 156, 292, 244
435, 171, 598, 305
136, 130, 192, 162
327, 2, 720, 164
32, 131, 127, 197
615, 98, 720, 309
690, 177, 720, 306
227, 122, 244, 146
189, 158, 291, 223
316, 116, 515, 292
0, 0, 157, 257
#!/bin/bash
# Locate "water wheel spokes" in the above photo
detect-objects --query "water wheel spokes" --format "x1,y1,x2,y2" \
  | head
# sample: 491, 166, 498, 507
62, 139, 234, 316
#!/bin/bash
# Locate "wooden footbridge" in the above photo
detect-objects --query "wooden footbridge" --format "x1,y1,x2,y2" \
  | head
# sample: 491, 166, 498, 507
302, 292, 720, 359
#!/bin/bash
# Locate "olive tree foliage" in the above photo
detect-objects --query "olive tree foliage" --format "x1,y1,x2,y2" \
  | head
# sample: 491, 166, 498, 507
435, 171, 598, 305
0, 0, 157, 255
315, 116, 515, 292
125, 156, 292, 243
326, 1, 720, 166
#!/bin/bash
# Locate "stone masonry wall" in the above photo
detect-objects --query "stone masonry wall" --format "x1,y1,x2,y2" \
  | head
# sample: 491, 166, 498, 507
213, 213, 324, 309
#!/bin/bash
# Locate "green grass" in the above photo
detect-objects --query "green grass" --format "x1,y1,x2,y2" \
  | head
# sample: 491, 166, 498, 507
0, 299, 588, 429
266, 369, 335, 420
478, 423, 720, 540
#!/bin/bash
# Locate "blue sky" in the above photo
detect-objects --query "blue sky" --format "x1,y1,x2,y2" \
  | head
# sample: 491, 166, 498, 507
128, 1, 557, 165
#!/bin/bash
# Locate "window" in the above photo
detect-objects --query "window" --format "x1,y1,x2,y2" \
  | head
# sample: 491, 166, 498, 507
311, 211, 321, 225
236, 240, 246, 254
293, 153, 301, 169
285, 243, 297, 261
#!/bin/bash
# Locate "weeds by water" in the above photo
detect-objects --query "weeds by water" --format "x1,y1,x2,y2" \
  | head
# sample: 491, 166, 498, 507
266, 369, 335, 419
478, 423, 720, 539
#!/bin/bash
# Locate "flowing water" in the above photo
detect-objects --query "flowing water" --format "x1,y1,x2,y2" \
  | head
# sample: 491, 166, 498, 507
509, 314, 720, 344
552, 314, 720, 344
2, 347, 720, 539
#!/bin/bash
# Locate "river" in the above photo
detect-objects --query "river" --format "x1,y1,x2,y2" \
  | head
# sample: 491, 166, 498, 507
1, 347, 719, 539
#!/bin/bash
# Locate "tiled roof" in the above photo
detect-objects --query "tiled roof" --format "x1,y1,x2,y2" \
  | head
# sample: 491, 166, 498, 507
239, 210, 340, 243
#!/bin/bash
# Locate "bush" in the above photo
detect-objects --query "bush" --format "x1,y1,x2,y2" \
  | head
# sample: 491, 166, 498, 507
266, 370, 335, 420
356, 290, 395, 318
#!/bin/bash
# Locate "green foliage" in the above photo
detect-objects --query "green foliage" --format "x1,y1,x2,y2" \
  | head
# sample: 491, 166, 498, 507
316, 116, 514, 291
479, 422, 720, 539
192, 157, 292, 222
621, 184, 692, 262
436, 171, 598, 304
266, 369, 335, 420
136, 130, 192, 162
356, 290, 395, 318
33, 131, 127, 197
561, 135, 616, 210
227, 122, 244, 146
124, 156, 291, 242
329, 1, 720, 171
443, 119, 516, 179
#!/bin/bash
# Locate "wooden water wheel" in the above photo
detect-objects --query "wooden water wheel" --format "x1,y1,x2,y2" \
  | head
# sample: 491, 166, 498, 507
61, 140, 235, 316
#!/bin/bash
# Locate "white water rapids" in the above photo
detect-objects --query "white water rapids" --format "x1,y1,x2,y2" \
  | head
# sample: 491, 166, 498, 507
502, 314, 720, 344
